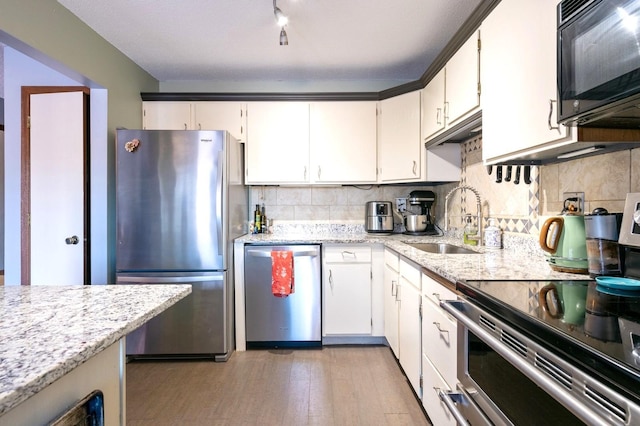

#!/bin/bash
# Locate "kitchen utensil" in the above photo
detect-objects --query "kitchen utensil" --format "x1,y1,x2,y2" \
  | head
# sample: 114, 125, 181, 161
486, 165, 493, 175
495, 165, 502, 183
365, 201, 394, 234
504, 165, 512, 182
585, 208, 623, 277
514, 166, 521, 184
539, 210, 589, 274
523, 165, 532, 184
404, 214, 428, 233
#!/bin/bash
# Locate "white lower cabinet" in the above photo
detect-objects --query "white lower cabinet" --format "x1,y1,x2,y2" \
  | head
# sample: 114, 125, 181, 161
421, 273, 458, 423
384, 249, 400, 357
398, 258, 422, 398
323, 245, 372, 335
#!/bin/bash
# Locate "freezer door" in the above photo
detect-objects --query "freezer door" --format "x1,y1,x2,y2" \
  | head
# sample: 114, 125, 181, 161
116, 130, 226, 271
118, 272, 229, 358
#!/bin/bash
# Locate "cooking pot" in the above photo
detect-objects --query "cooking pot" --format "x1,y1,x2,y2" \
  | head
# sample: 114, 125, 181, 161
404, 214, 428, 233
539, 213, 588, 274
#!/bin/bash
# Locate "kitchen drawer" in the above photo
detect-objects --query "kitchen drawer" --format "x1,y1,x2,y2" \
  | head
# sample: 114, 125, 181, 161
399, 258, 421, 289
422, 273, 457, 306
384, 248, 399, 271
422, 355, 457, 426
422, 295, 458, 387
324, 245, 372, 263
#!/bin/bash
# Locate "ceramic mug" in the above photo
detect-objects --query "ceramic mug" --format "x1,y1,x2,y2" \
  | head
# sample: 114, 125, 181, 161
539, 282, 588, 325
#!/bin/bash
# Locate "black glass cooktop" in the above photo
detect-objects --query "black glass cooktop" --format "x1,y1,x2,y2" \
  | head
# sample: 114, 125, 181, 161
457, 279, 640, 404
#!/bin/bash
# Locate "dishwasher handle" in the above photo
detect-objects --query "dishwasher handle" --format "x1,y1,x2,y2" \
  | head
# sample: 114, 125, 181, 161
245, 248, 319, 258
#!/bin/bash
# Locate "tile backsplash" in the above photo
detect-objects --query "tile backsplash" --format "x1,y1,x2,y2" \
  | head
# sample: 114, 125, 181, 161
249, 136, 640, 239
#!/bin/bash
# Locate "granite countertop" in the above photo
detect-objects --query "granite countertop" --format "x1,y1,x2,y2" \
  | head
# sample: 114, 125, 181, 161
238, 226, 586, 283
0, 284, 191, 416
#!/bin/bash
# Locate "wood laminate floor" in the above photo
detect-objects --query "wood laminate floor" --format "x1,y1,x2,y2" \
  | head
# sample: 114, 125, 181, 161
126, 346, 430, 425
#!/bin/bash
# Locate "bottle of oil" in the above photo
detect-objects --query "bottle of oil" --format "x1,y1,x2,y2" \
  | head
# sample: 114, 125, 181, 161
254, 204, 261, 234
463, 214, 478, 246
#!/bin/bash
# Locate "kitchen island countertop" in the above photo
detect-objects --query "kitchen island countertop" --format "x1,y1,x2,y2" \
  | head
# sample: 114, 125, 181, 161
237, 231, 585, 283
0, 284, 191, 417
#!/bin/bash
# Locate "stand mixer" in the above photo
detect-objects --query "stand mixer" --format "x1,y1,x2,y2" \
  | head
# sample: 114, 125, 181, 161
397, 190, 437, 235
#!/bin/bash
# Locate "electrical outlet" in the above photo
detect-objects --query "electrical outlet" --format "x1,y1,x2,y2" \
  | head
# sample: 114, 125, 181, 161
563, 192, 585, 213
396, 198, 407, 212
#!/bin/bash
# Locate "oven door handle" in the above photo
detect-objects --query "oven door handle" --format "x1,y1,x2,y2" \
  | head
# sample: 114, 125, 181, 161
440, 299, 615, 426
437, 389, 471, 425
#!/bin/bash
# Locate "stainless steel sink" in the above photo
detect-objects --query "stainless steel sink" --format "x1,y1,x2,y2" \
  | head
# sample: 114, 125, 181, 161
404, 242, 479, 254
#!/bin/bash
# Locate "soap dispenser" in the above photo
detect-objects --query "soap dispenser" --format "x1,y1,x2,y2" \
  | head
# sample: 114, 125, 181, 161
463, 214, 478, 246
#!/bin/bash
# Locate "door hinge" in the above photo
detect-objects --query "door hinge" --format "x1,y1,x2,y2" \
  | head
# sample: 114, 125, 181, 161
477, 82, 482, 97
27, 116, 31, 129
419, 374, 423, 389
419, 298, 423, 319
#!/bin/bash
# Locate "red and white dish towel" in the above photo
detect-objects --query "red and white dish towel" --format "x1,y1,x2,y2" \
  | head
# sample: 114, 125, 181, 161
271, 250, 295, 297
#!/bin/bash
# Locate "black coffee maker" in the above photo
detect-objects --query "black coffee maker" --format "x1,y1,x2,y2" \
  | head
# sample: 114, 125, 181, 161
405, 190, 437, 235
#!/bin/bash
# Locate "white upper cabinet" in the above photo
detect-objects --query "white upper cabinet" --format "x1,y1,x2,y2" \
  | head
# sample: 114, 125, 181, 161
192, 102, 245, 140
309, 102, 377, 184
422, 30, 481, 142
481, 0, 570, 164
143, 101, 192, 130
245, 102, 310, 185
142, 101, 246, 141
378, 90, 423, 183
422, 69, 446, 140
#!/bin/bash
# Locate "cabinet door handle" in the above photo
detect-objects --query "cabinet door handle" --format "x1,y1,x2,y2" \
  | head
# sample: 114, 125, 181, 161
329, 269, 334, 292
433, 321, 449, 336
548, 99, 560, 131
395, 284, 401, 302
432, 292, 440, 302
198, 123, 202, 130
436, 107, 442, 125
412, 160, 417, 176
444, 101, 450, 121
391, 280, 397, 297
304, 166, 307, 181
184, 123, 187, 130
318, 166, 321, 180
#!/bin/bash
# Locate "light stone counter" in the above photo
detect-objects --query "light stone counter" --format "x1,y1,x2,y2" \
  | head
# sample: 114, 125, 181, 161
0, 284, 191, 418
237, 226, 586, 284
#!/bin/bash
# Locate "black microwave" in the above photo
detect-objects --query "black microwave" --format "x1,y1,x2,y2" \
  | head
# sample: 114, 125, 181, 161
558, 0, 640, 127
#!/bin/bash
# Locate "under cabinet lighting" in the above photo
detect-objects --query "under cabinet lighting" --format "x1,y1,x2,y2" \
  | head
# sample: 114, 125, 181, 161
557, 146, 605, 159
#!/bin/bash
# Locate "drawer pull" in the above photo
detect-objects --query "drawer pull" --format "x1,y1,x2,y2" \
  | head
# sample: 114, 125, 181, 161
432, 292, 441, 301
433, 321, 449, 336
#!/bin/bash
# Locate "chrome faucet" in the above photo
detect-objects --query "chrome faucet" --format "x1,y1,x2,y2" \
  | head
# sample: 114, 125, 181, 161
444, 185, 483, 245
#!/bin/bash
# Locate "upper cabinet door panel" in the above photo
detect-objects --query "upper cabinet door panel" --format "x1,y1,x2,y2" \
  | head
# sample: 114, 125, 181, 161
246, 102, 310, 184
143, 102, 192, 130
445, 30, 480, 126
193, 102, 246, 141
422, 69, 446, 140
481, 0, 570, 163
379, 90, 423, 183
309, 101, 377, 184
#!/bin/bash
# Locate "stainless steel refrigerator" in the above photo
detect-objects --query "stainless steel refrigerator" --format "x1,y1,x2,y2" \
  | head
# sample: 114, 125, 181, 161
115, 129, 247, 361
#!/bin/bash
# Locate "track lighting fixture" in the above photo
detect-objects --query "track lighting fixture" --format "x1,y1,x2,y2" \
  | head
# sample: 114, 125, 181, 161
273, 0, 289, 45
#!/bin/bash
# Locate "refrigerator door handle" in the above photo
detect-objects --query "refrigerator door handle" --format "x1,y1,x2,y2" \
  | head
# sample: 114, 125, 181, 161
116, 275, 220, 284
216, 152, 224, 254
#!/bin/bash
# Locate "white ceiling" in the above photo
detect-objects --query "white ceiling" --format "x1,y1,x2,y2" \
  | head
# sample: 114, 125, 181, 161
56, 0, 483, 91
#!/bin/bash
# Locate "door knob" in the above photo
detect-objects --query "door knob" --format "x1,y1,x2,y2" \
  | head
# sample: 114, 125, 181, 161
65, 235, 79, 245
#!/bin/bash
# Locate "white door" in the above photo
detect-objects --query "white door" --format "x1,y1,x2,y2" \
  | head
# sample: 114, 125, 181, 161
29, 91, 86, 285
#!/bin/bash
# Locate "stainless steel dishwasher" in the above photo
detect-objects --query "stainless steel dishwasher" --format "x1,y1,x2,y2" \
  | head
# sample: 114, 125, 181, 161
244, 244, 321, 348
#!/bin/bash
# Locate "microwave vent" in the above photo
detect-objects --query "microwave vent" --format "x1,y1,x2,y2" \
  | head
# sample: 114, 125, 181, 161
559, 0, 591, 24
479, 314, 496, 332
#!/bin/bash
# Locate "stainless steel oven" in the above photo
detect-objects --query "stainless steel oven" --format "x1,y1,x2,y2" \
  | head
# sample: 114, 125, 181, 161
438, 280, 640, 425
